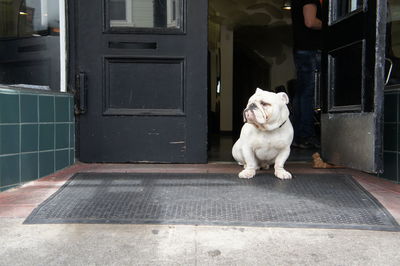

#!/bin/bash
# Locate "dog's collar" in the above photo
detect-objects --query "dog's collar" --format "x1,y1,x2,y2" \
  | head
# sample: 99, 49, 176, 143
279, 120, 287, 128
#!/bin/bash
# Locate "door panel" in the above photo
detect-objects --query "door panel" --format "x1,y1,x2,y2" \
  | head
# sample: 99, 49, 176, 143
71, 0, 207, 163
103, 57, 184, 116
321, 113, 375, 171
321, 0, 386, 172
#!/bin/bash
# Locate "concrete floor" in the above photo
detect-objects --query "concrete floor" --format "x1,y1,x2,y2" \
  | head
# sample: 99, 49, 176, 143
1, 162, 400, 265
1, 218, 400, 266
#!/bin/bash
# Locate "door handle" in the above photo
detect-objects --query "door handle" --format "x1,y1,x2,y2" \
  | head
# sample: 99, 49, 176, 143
77, 72, 88, 114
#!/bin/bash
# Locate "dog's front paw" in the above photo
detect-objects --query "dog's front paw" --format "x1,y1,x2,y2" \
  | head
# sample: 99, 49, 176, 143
239, 169, 256, 179
274, 169, 292, 180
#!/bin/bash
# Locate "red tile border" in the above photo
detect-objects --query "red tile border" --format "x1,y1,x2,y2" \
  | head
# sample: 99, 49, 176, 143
0, 205, 37, 218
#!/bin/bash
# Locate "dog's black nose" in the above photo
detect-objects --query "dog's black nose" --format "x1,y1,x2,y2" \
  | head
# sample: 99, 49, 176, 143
249, 103, 257, 109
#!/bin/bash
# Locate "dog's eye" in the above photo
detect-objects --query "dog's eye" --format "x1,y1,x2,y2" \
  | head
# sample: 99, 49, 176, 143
260, 101, 270, 106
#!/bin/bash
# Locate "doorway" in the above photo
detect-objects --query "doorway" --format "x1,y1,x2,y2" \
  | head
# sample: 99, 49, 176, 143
207, 0, 318, 162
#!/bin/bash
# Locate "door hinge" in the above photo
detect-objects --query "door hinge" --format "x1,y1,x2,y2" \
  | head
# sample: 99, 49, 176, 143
75, 72, 88, 115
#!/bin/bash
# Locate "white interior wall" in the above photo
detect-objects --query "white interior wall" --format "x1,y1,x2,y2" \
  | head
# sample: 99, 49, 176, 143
209, 51, 218, 113
208, 21, 220, 113
220, 25, 233, 131
270, 45, 295, 91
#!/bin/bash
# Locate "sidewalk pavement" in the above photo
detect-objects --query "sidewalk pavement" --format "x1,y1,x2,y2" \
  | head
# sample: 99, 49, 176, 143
0, 162, 399, 265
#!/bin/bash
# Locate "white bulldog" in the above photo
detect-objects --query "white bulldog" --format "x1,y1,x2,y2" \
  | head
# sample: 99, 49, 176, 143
232, 88, 293, 179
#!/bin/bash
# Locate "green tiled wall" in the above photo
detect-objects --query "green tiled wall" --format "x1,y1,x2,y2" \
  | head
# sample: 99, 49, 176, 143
381, 89, 400, 183
0, 87, 75, 192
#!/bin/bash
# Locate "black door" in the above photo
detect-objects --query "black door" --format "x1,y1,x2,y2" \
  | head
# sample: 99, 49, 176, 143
320, 0, 387, 172
70, 0, 207, 163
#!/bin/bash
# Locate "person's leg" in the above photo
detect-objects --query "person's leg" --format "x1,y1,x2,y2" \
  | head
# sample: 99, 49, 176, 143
292, 51, 306, 144
293, 50, 320, 146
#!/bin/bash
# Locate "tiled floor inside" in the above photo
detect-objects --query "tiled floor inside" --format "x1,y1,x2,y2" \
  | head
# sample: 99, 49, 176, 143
208, 133, 317, 162
0, 161, 399, 224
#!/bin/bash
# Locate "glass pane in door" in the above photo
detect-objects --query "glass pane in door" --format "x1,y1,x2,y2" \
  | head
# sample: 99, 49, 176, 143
109, 0, 182, 29
331, 0, 364, 23
385, 0, 400, 86
0, 0, 61, 91
328, 41, 363, 110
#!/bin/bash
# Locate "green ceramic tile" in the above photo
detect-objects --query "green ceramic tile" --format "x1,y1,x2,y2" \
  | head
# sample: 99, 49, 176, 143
69, 97, 75, 122
39, 124, 54, 151
0, 125, 20, 155
382, 152, 398, 181
20, 94, 38, 123
0, 92, 19, 124
21, 153, 38, 182
70, 123, 75, 148
0, 155, 20, 187
384, 93, 398, 123
56, 150, 69, 171
397, 92, 400, 123
39, 151, 54, 177
398, 124, 400, 153
56, 124, 69, 149
39, 96, 54, 122
55, 97, 70, 122
21, 124, 38, 152
0, 184, 18, 192
69, 149, 75, 165
397, 155, 400, 183
384, 123, 397, 152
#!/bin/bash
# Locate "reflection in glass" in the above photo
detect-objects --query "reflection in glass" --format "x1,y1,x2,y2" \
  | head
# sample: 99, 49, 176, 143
109, 0, 182, 29
330, 42, 363, 108
386, 0, 400, 86
332, 0, 363, 22
0, 0, 61, 91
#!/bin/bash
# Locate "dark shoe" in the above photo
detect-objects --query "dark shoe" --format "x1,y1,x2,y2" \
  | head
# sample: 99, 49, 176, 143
301, 137, 321, 149
290, 140, 300, 148
292, 137, 320, 149
292, 139, 312, 148
291, 140, 301, 148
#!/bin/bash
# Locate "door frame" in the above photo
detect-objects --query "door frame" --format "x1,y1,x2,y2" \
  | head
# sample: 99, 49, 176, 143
67, 0, 80, 158
320, 0, 387, 173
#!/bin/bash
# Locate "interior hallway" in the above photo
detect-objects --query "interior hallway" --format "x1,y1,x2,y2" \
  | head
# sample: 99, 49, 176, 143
208, 133, 320, 163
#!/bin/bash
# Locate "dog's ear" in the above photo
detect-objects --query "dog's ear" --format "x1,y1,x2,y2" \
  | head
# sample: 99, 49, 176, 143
277, 92, 289, 104
255, 88, 263, 93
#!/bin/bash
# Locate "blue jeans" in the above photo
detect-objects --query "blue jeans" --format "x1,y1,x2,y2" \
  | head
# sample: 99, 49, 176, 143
293, 49, 321, 141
